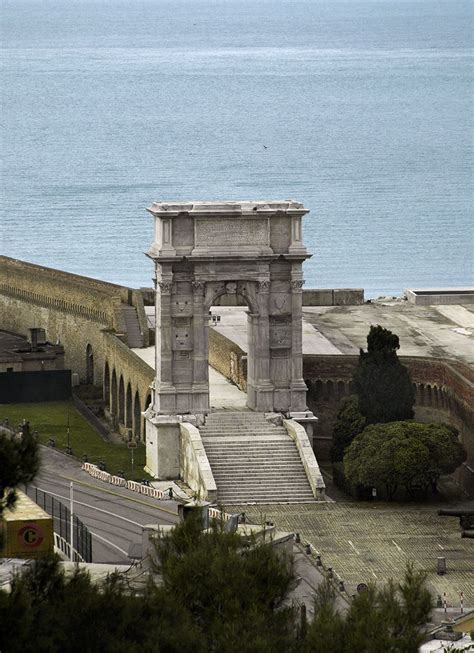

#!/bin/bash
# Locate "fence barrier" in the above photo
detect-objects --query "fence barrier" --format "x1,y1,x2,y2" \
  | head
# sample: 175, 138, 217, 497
81, 462, 232, 521
26, 486, 92, 563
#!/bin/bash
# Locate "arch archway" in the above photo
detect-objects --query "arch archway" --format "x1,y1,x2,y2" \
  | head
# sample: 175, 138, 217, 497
118, 376, 125, 424
86, 344, 94, 384
104, 362, 110, 409
134, 391, 141, 440
125, 383, 133, 429
148, 200, 311, 416
111, 369, 118, 417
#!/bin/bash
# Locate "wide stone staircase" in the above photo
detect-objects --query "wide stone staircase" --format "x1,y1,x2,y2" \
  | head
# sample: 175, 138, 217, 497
121, 304, 144, 348
200, 411, 315, 504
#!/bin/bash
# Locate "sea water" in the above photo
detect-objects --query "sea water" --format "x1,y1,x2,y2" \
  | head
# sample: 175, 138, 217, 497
1, 0, 472, 297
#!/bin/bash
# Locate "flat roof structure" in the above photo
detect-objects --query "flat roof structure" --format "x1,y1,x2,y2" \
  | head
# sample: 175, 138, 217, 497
207, 299, 474, 366
406, 288, 474, 306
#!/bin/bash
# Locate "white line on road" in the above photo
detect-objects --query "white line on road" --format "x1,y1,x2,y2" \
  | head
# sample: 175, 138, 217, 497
90, 531, 129, 556
32, 486, 143, 528
371, 571, 378, 579
392, 539, 404, 554
348, 540, 360, 555
438, 543, 445, 550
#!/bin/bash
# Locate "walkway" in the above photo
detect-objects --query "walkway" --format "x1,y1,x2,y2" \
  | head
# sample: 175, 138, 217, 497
131, 346, 248, 411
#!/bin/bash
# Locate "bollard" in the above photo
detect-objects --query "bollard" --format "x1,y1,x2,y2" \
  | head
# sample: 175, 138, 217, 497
305, 543, 311, 555
315, 554, 322, 566
295, 533, 301, 543
339, 580, 345, 592
327, 567, 334, 579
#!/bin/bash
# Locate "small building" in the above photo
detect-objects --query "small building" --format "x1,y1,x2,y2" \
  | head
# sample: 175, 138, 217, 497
0, 328, 65, 373
1, 490, 54, 559
0, 329, 71, 403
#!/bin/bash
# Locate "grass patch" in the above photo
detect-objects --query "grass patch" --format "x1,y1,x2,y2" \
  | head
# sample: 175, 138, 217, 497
1, 401, 149, 481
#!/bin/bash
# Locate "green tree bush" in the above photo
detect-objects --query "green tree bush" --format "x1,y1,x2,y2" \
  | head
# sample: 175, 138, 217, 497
0, 421, 39, 524
353, 325, 415, 424
0, 525, 435, 653
305, 565, 432, 653
343, 421, 466, 499
330, 395, 366, 462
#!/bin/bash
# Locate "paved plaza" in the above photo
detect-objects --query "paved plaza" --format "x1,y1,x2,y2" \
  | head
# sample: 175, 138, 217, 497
240, 502, 474, 607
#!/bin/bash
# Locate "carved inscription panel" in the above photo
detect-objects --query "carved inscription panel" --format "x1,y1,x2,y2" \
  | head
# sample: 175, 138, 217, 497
195, 218, 269, 247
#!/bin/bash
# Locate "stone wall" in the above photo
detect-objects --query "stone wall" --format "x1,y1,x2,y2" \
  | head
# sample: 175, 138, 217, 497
0, 257, 153, 440
102, 332, 154, 440
304, 354, 474, 494
208, 328, 247, 391
213, 288, 364, 307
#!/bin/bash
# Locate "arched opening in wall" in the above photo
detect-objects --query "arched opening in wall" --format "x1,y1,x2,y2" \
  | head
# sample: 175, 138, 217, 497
104, 362, 110, 409
143, 393, 152, 439
426, 385, 432, 406
86, 344, 94, 384
125, 383, 132, 430
315, 379, 324, 399
337, 380, 345, 397
418, 384, 425, 405
111, 369, 118, 417
433, 386, 439, 408
134, 391, 141, 440
118, 376, 125, 424
325, 380, 334, 399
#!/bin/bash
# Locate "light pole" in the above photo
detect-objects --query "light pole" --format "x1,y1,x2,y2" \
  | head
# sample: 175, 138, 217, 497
69, 481, 74, 561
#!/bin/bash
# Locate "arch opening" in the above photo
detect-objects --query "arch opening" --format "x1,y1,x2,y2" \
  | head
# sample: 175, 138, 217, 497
125, 383, 133, 429
86, 344, 94, 384
104, 362, 110, 409
118, 376, 125, 424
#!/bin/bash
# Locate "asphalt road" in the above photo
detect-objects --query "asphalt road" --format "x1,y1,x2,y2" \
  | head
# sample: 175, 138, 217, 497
31, 446, 179, 563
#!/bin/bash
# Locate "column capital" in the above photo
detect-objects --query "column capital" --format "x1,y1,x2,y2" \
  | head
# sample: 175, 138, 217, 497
192, 280, 206, 295
258, 279, 271, 293
158, 280, 173, 294
290, 279, 305, 291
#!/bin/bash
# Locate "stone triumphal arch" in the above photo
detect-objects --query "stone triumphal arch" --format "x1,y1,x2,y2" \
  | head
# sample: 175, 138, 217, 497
145, 200, 314, 477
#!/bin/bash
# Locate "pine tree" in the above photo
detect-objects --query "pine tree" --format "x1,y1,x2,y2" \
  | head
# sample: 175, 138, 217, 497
353, 325, 415, 424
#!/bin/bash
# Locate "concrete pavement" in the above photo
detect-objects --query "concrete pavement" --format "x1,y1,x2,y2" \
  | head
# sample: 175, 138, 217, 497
35, 446, 179, 563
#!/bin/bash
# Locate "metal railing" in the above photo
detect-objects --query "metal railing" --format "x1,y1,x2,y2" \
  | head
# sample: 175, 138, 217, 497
25, 486, 92, 562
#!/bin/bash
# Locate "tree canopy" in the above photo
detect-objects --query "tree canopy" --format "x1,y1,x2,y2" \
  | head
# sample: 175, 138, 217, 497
306, 564, 432, 653
344, 421, 466, 499
0, 421, 39, 523
0, 544, 433, 653
353, 325, 415, 424
330, 395, 367, 462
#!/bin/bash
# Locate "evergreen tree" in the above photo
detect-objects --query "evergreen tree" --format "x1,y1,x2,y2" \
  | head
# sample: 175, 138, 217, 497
353, 325, 415, 424
330, 395, 366, 462
0, 421, 39, 538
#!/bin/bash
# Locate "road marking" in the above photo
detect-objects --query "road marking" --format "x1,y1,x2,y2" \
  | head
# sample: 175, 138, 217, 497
43, 473, 178, 516
392, 539, 404, 554
32, 486, 143, 527
90, 531, 129, 557
348, 540, 360, 555
438, 543, 445, 550
371, 571, 378, 579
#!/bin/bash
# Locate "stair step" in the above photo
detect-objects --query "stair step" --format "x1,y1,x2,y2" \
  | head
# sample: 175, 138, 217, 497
200, 411, 315, 504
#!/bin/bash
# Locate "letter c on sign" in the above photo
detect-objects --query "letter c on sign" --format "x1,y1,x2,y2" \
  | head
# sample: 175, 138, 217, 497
18, 524, 44, 548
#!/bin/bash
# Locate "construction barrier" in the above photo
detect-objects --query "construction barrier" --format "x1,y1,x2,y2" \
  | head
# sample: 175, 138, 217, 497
80, 463, 232, 519
81, 463, 171, 501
